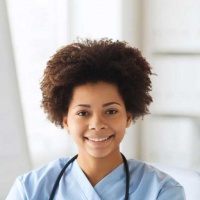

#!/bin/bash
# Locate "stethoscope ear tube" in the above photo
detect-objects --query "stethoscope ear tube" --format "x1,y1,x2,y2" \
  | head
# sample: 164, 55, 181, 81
49, 155, 78, 200
49, 153, 129, 200
121, 153, 130, 200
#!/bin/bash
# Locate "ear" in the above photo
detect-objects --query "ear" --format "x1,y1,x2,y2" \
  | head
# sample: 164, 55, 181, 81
63, 116, 70, 133
126, 113, 132, 128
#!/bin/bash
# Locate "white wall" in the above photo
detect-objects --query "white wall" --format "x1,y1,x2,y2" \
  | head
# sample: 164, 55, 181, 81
67, 0, 123, 41
142, 0, 200, 170
0, 1, 31, 198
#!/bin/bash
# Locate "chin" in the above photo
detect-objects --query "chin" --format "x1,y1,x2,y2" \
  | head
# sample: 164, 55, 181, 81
87, 149, 119, 160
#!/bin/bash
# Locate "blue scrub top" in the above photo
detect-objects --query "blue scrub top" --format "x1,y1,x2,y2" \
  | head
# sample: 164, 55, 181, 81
6, 157, 186, 200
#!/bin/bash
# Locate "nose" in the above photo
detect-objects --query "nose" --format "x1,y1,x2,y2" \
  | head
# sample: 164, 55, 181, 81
89, 114, 108, 131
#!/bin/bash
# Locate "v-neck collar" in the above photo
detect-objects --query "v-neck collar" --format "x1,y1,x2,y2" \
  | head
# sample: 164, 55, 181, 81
71, 160, 101, 200
94, 163, 126, 199
72, 160, 126, 199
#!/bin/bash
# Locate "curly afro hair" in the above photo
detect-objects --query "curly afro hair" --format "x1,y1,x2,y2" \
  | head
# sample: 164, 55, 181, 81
40, 38, 153, 128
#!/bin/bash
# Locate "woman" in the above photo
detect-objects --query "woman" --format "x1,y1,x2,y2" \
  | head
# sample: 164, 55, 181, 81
7, 38, 185, 199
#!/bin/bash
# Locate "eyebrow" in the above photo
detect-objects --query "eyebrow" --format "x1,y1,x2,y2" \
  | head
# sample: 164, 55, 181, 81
73, 102, 121, 109
102, 102, 121, 107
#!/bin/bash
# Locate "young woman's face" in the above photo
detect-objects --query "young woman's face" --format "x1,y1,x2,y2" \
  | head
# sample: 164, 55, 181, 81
63, 81, 132, 159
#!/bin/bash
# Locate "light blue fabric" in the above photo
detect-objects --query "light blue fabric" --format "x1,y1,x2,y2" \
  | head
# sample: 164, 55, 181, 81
6, 157, 186, 200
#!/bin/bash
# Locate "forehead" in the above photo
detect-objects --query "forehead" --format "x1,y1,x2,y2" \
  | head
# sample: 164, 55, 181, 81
70, 81, 123, 103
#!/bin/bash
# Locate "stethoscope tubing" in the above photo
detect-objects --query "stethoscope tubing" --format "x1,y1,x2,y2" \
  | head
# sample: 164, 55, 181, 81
49, 153, 129, 200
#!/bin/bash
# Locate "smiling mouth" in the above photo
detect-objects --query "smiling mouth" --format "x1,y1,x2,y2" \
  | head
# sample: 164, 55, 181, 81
85, 135, 113, 142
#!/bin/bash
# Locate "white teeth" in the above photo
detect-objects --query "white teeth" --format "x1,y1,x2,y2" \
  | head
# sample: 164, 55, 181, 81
87, 137, 109, 142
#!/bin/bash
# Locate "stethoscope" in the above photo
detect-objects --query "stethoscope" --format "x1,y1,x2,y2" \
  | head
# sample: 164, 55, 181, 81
49, 153, 129, 200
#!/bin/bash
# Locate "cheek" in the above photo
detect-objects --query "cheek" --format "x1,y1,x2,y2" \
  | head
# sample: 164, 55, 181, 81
67, 119, 85, 134
112, 121, 127, 133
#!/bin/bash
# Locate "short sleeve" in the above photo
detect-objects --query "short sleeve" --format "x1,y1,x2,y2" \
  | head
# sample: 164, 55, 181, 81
6, 177, 27, 200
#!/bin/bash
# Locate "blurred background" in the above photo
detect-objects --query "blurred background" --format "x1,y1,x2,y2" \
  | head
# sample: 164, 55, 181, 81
1, 0, 200, 198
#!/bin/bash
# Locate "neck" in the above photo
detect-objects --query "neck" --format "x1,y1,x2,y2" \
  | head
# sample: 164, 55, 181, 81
77, 151, 123, 186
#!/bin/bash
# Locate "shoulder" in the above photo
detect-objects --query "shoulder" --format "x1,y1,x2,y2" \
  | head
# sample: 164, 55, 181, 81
127, 159, 186, 199
128, 159, 178, 183
6, 157, 72, 199
19, 157, 70, 184
128, 159, 171, 181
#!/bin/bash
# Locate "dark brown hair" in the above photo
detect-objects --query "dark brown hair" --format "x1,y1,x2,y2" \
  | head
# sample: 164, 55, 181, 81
41, 38, 153, 128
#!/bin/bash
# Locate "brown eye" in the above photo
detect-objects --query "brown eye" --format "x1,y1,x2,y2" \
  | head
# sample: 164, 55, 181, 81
105, 109, 118, 115
77, 111, 89, 116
